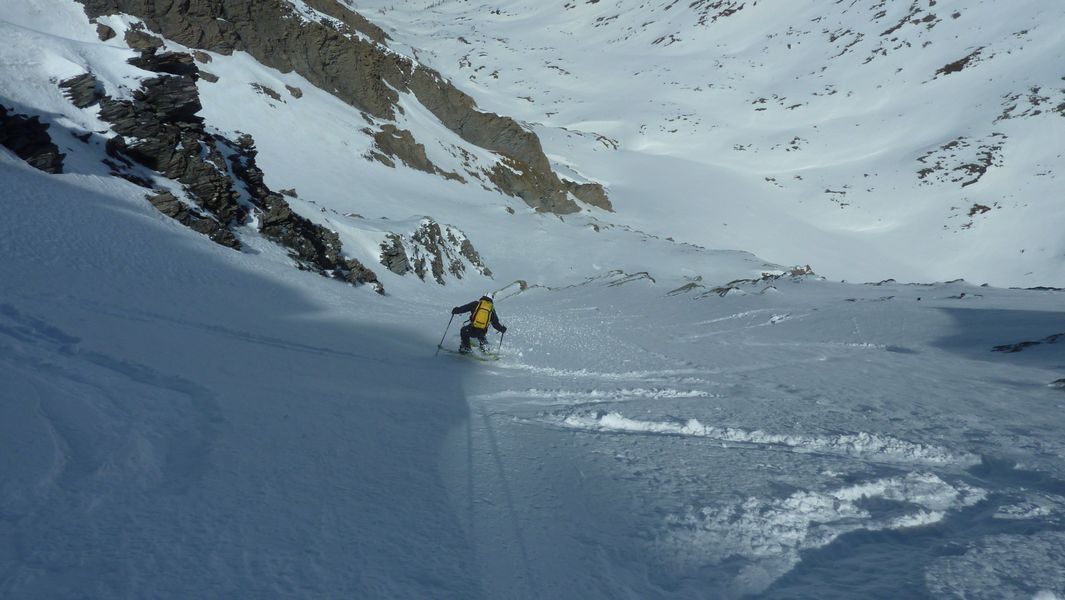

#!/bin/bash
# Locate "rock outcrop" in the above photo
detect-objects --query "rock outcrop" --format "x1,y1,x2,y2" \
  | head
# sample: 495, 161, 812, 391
75, 0, 607, 213
562, 179, 613, 212
96, 22, 116, 41
59, 72, 105, 108
68, 51, 382, 292
379, 234, 411, 276
0, 106, 65, 174
368, 124, 465, 182
147, 191, 240, 249
379, 219, 491, 285
225, 134, 382, 291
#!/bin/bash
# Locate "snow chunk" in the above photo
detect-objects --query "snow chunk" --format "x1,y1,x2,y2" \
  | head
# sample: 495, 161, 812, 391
556, 411, 980, 466
655, 472, 985, 596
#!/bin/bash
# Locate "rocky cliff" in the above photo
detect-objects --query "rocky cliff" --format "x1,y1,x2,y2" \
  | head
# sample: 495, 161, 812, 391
76, 0, 609, 214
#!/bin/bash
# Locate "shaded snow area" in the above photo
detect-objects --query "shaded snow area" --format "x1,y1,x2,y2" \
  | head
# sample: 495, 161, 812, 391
3, 154, 1065, 598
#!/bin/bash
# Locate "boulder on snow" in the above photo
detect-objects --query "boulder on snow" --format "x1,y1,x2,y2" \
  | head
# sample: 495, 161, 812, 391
96, 22, 116, 41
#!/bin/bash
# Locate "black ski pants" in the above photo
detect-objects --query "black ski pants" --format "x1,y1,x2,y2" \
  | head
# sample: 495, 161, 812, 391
460, 324, 489, 349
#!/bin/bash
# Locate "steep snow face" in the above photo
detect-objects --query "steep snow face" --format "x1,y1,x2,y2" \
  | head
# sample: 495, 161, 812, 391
353, 0, 1065, 286
5, 150, 1065, 598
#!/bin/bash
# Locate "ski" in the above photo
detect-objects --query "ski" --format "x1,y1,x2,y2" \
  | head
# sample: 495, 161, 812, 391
437, 345, 501, 362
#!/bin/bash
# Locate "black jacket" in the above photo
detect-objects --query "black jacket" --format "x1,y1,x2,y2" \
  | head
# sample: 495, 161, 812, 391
452, 297, 506, 332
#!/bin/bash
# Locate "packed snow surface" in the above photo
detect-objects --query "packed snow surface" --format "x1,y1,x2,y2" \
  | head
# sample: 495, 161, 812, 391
4, 151, 1065, 598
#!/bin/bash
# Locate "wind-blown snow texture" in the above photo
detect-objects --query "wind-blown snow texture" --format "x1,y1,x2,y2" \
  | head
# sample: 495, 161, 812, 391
3, 1, 1065, 599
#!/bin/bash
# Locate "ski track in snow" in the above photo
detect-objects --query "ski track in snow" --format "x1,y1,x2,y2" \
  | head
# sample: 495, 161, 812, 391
0, 303, 223, 496
470, 387, 714, 405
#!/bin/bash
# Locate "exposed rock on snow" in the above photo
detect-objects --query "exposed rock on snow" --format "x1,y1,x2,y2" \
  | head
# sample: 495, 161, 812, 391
0, 106, 65, 174
58, 73, 105, 108
122, 23, 163, 51
379, 218, 491, 284
96, 62, 245, 223
250, 83, 283, 102
300, 0, 389, 44
916, 134, 1007, 188
75, 0, 607, 214
562, 178, 613, 211
225, 134, 383, 292
83, 50, 382, 291
992, 332, 1065, 354
705, 266, 818, 297
379, 233, 410, 276
128, 49, 200, 77
95, 21, 116, 41
369, 124, 463, 181
147, 191, 240, 249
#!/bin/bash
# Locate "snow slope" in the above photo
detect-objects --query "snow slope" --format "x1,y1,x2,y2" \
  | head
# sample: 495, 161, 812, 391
354, 0, 1065, 287
3, 1, 1065, 598
5, 149, 1065, 597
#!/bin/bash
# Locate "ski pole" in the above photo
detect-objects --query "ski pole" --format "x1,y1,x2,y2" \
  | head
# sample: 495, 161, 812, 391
498, 330, 505, 352
435, 314, 455, 356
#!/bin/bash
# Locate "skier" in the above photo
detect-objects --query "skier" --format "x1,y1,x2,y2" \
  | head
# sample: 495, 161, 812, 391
451, 293, 507, 353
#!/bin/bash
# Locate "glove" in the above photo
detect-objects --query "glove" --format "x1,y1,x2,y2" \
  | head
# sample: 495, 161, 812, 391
451, 307, 461, 314
498, 325, 507, 334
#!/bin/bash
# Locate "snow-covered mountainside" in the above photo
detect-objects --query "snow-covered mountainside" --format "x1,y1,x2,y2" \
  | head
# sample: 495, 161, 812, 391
3, 0, 1065, 598
358, 0, 1065, 287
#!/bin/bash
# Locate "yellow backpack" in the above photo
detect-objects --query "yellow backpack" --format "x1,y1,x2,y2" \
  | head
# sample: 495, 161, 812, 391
471, 299, 493, 330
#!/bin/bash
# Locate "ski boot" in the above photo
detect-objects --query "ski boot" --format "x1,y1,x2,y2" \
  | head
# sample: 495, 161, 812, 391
458, 342, 472, 354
